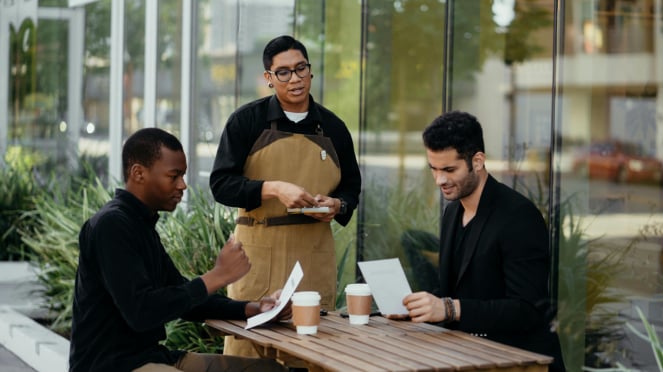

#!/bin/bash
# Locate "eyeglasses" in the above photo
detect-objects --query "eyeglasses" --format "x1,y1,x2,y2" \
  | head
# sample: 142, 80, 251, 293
266, 63, 311, 82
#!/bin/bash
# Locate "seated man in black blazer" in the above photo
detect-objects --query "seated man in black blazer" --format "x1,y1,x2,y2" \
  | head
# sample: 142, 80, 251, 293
389, 111, 565, 372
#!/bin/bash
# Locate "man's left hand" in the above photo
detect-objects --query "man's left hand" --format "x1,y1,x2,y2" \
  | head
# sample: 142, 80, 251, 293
309, 195, 339, 222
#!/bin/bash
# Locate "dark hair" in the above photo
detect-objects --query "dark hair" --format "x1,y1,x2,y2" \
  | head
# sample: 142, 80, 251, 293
122, 128, 183, 182
262, 35, 309, 70
422, 111, 485, 168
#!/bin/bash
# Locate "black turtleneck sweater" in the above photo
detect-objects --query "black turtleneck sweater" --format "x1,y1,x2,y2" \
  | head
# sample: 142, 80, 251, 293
69, 189, 248, 372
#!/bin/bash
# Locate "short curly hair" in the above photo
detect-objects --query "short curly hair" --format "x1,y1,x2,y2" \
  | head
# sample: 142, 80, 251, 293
422, 111, 485, 168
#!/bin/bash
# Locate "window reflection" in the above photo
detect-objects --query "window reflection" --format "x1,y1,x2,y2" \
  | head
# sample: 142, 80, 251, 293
560, 0, 662, 370
359, 1, 446, 277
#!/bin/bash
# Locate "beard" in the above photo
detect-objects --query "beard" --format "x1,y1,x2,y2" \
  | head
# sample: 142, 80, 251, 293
442, 168, 480, 201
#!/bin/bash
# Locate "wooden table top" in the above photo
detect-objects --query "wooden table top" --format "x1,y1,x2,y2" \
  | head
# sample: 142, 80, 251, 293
205, 312, 552, 372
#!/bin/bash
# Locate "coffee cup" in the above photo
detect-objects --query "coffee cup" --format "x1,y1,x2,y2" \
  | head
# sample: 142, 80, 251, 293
345, 283, 372, 325
291, 291, 321, 335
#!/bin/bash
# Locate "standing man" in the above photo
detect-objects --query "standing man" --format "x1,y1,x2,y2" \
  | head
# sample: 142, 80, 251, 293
70, 128, 288, 372
209, 35, 361, 357
389, 111, 565, 371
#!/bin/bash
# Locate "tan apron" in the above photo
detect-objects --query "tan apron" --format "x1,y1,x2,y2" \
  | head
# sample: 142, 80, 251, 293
224, 122, 341, 357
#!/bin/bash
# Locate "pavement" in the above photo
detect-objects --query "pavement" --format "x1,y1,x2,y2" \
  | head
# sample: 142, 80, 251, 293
0, 344, 36, 372
0, 262, 69, 372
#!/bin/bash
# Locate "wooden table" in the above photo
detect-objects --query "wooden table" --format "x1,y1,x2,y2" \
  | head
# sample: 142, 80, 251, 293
205, 312, 552, 371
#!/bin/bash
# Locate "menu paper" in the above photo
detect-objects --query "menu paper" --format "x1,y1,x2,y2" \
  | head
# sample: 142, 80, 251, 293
357, 258, 412, 315
245, 261, 304, 329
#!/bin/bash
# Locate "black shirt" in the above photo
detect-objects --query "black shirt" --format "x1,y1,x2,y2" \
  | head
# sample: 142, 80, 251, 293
209, 95, 361, 226
69, 189, 248, 372
450, 212, 473, 286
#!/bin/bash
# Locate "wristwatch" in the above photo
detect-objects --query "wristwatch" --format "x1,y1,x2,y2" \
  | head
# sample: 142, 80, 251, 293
338, 198, 347, 215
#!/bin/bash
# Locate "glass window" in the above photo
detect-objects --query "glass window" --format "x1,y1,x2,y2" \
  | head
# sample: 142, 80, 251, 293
445, 0, 663, 370
295, 1, 363, 304
558, 0, 663, 369
154, 0, 183, 138
3, 0, 101, 179
80, 0, 112, 181
359, 1, 446, 294
191, 0, 295, 189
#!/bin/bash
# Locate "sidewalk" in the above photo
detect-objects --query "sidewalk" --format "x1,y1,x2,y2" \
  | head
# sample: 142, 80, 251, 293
0, 262, 69, 372
0, 343, 36, 371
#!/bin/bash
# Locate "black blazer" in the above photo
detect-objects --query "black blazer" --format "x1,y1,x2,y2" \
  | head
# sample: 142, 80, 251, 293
437, 175, 565, 371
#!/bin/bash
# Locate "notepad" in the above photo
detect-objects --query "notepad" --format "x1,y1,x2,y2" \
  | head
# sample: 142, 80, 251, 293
245, 261, 303, 329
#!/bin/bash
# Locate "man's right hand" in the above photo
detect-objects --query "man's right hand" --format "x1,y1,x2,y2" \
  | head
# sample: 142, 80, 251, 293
262, 181, 317, 208
201, 235, 251, 294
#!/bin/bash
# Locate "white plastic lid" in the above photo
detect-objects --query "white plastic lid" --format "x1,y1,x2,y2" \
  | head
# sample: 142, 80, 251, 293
291, 291, 321, 306
345, 283, 371, 295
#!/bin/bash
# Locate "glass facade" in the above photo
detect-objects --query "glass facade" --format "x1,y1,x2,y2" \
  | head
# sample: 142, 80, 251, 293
1, 0, 662, 369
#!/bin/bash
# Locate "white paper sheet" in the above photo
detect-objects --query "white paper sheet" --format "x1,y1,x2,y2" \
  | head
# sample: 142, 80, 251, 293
357, 258, 412, 315
245, 261, 303, 329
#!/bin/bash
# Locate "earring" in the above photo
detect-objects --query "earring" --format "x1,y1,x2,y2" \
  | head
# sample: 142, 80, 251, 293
310, 74, 314, 79
268, 82, 274, 88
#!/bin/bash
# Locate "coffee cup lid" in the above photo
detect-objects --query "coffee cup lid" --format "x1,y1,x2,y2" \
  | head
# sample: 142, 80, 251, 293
345, 283, 371, 295
291, 291, 321, 303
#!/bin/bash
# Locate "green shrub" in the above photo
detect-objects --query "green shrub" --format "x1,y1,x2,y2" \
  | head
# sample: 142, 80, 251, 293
21, 176, 112, 335
0, 147, 42, 260
360, 177, 440, 291
584, 306, 663, 372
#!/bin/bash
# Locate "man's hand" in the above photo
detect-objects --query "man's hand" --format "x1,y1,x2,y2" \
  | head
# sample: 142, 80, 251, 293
201, 235, 250, 294
244, 289, 292, 320
402, 292, 447, 323
263, 181, 317, 208
308, 195, 339, 222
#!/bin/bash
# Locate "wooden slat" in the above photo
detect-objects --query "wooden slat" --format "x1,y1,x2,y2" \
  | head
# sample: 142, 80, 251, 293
444, 331, 553, 365
404, 332, 516, 368
375, 333, 491, 370
337, 335, 459, 371
204, 312, 552, 371
274, 338, 386, 371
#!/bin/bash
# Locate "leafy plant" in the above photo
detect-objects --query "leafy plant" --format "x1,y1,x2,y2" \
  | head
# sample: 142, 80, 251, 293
627, 307, 663, 371
400, 229, 439, 293
158, 188, 236, 278
0, 147, 42, 260
556, 197, 632, 368
360, 175, 440, 289
163, 319, 224, 354
21, 175, 112, 335
584, 306, 663, 372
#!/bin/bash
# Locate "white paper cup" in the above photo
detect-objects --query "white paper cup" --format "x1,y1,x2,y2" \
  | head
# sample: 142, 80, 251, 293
291, 291, 321, 334
345, 284, 372, 325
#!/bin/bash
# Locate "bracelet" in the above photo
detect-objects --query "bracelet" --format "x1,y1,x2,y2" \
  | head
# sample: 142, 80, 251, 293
443, 297, 453, 321
450, 298, 457, 322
